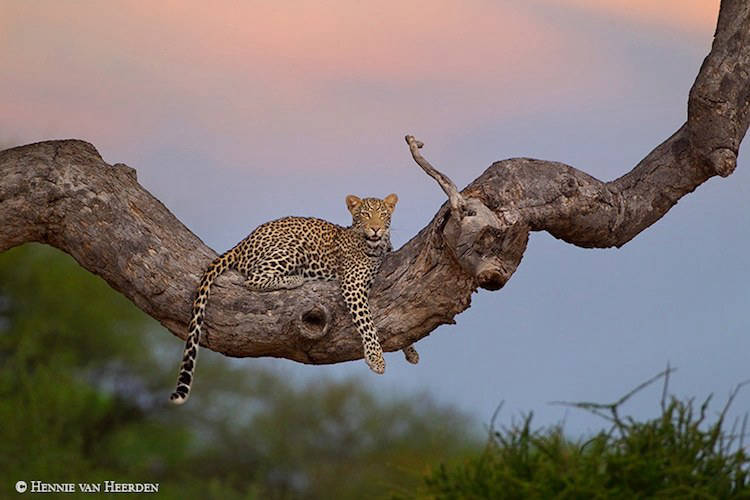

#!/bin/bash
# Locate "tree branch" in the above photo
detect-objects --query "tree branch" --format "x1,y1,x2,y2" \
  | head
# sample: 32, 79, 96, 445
1, 0, 748, 366
405, 135, 466, 216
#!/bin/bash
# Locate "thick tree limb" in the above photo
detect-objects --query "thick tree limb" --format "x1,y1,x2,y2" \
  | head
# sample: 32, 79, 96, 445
1, 0, 748, 366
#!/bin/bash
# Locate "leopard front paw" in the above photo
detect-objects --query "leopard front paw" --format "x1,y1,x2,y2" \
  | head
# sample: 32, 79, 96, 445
365, 350, 386, 375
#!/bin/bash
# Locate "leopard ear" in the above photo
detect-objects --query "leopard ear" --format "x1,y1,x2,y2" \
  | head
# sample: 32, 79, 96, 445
346, 195, 362, 214
384, 193, 398, 211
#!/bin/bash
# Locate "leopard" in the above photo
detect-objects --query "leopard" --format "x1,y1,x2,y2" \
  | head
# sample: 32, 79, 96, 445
170, 193, 419, 405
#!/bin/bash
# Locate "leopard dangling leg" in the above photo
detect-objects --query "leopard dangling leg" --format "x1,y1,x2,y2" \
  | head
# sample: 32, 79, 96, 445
402, 345, 419, 364
339, 270, 386, 375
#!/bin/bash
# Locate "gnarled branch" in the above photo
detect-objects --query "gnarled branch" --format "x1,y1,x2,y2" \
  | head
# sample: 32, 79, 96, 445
405, 135, 466, 216
1, 0, 748, 367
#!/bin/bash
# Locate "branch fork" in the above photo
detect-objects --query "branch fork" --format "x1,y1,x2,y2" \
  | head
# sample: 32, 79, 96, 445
405, 135, 527, 291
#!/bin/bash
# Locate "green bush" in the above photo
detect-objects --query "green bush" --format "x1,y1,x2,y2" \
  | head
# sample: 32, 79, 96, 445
418, 372, 750, 499
420, 369, 750, 499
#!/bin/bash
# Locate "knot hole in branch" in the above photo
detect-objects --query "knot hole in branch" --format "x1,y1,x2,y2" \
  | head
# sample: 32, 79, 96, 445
298, 305, 330, 340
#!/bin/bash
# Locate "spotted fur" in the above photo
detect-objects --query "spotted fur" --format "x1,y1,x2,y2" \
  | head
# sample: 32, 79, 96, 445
170, 194, 418, 405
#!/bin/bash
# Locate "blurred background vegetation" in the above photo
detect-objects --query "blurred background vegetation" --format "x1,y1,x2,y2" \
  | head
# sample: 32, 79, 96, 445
0, 243, 476, 498
2, 243, 748, 499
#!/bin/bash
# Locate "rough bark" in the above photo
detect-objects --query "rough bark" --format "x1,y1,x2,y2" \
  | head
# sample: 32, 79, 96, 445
1, 0, 748, 366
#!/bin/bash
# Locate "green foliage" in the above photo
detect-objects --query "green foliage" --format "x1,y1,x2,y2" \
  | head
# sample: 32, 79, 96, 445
0, 244, 475, 499
418, 375, 750, 499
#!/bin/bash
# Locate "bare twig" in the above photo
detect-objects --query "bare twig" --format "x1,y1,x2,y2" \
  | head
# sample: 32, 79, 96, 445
661, 361, 672, 413
740, 413, 748, 453
404, 135, 466, 216
718, 379, 750, 425
486, 401, 505, 440
614, 366, 677, 408
550, 366, 678, 431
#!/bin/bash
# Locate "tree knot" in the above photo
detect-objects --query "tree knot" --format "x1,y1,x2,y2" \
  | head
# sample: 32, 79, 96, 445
708, 148, 737, 177
560, 174, 579, 197
298, 305, 330, 339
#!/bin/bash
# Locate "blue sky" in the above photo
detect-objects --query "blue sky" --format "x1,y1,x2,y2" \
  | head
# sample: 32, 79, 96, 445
2, 0, 747, 435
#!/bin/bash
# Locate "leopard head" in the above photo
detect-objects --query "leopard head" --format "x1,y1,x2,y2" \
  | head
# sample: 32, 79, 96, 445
346, 193, 398, 252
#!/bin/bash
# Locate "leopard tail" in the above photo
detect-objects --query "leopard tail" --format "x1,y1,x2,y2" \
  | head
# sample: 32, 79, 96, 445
169, 249, 238, 405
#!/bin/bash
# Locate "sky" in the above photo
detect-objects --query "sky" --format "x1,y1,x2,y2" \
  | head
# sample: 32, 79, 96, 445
2, 0, 748, 436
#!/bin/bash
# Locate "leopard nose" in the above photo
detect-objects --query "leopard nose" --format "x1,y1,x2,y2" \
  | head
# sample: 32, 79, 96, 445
370, 227, 383, 237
